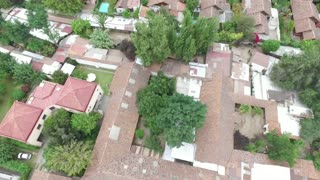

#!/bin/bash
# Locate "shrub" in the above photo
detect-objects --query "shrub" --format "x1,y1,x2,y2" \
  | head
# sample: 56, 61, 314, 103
262, 40, 280, 53
11, 89, 26, 101
141, 0, 148, 6
145, 136, 163, 153
122, 9, 131, 18
66, 57, 79, 66
132, 8, 139, 19
71, 19, 92, 38
71, 69, 88, 80
135, 129, 144, 139
239, 104, 252, 115
312, 151, 320, 171
20, 84, 30, 93
0, 139, 14, 163
218, 30, 243, 43
0, 160, 32, 180
252, 106, 264, 116
52, 70, 68, 85
89, 29, 114, 49
246, 140, 265, 153
119, 39, 136, 60
26, 38, 56, 57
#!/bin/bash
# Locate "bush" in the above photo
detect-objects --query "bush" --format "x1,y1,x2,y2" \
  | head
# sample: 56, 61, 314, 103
0, 160, 32, 180
252, 106, 264, 116
262, 40, 280, 53
145, 136, 163, 153
141, 0, 148, 6
132, 8, 139, 19
71, 69, 88, 80
11, 89, 26, 101
119, 39, 136, 60
66, 57, 79, 66
90, 29, 114, 49
52, 70, 68, 85
0, 139, 14, 163
20, 84, 30, 93
239, 104, 252, 115
246, 140, 265, 153
135, 129, 144, 139
71, 19, 92, 38
122, 9, 131, 18
26, 38, 56, 57
218, 30, 243, 43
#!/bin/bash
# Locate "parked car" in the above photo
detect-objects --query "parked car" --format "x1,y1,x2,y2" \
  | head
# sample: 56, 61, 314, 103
17, 153, 32, 160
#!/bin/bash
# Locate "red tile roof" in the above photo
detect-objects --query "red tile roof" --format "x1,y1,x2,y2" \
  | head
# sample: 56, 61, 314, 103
56, 77, 97, 112
0, 102, 42, 142
28, 81, 63, 110
139, 6, 149, 18
116, 0, 140, 9
31, 61, 44, 72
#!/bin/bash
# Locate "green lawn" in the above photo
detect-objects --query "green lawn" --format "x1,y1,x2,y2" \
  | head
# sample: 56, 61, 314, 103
0, 78, 21, 122
77, 66, 114, 94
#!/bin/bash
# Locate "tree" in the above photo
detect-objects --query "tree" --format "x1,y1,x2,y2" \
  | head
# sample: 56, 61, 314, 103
2, 21, 30, 45
44, 140, 93, 176
175, 10, 196, 62
52, 70, 68, 85
186, 0, 199, 12
262, 40, 280, 53
0, 0, 13, 9
0, 52, 16, 75
90, 29, 114, 49
300, 118, 320, 143
71, 112, 101, 135
94, 12, 107, 29
155, 93, 207, 147
43, 109, 79, 145
299, 88, 319, 108
11, 89, 26, 101
145, 135, 163, 153
0, 139, 14, 163
13, 64, 35, 84
193, 17, 219, 54
0, 83, 6, 94
148, 71, 176, 96
119, 39, 136, 60
71, 69, 88, 80
236, 15, 255, 40
122, 9, 131, 18
71, 19, 92, 38
26, 4, 49, 30
26, 38, 56, 56
42, 0, 84, 15
132, 14, 171, 66
266, 131, 304, 167
141, 0, 148, 6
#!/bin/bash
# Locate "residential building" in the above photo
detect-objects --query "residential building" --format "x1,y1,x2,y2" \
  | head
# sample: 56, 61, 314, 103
199, 0, 233, 23
291, 0, 320, 40
0, 77, 103, 146
147, 0, 186, 21
115, 0, 141, 13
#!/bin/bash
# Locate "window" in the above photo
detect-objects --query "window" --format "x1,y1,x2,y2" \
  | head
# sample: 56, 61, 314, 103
42, 115, 47, 120
37, 124, 42, 130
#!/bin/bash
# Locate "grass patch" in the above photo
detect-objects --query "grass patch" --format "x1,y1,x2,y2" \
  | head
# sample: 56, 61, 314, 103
0, 161, 32, 180
77, 66, 114, 94
0, 78, 22, 122
6, 138, 40, 152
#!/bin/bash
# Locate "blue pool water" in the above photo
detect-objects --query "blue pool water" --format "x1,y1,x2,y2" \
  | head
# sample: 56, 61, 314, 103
99, 3, 109, 13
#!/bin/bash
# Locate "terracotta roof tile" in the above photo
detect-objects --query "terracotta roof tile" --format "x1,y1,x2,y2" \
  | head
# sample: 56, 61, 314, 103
251, 51, 269, 68
139, 6, 149, 18
56, 77, 97, 112
116, 0, 140, 9
0, 102, 42, 142
31, 61, 44, 71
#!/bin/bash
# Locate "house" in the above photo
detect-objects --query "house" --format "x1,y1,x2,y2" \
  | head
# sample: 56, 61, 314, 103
115, 0, 140, 13
147, 0, 185, 20
243, 0, 276, 39
0, 77, 103, 146
199, 0, 232, 23
291, 0, 320, 40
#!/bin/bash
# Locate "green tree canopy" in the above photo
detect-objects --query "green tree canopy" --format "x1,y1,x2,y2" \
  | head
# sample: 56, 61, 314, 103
90, 29, 114, 49
174, 10, 196, 62
132, 14, 171, 66
71, 19, 92, 38
262, 40, 280, 53
52, 70, 68, 85
300, 118, 320, 143
156, 93, 207, 147
0, 21, 30, 45
44, 140, 93, 176
186, 0, 199, 12
0, 139, 14, 163
71, 112, 101, 135
0, 52, 16, 75
193, 17, 219, 54
42, 0, 84, 15
43, 109, 79, 145
266, 131, 304, 167
26, 4, 49, 29
13, 63, 35, 84
236, 15, 255, 40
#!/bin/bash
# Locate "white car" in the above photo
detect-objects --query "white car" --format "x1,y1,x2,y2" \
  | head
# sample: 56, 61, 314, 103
17, 153, 32, 160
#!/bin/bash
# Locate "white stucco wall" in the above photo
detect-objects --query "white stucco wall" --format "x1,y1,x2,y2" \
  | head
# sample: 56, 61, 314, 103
86, 85, 103, 113
75, 58, 118, 70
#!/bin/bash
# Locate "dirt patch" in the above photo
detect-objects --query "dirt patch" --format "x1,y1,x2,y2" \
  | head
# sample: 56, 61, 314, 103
235, 113, 265, 139
109, 30, 131, 45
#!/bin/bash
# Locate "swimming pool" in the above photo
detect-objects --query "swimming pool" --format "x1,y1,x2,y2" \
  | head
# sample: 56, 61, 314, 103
99, 2, 109, 13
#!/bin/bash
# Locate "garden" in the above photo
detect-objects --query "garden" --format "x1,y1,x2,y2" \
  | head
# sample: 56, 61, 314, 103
134, 72, 207, 155
42, 109, 102, 177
